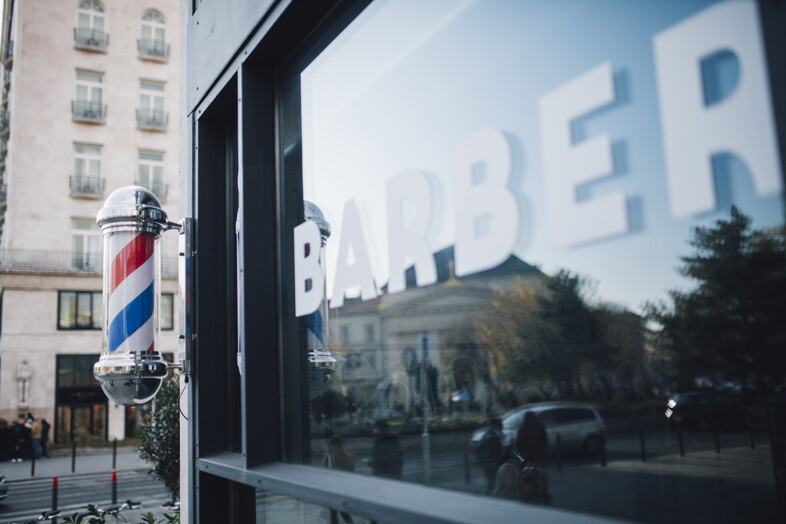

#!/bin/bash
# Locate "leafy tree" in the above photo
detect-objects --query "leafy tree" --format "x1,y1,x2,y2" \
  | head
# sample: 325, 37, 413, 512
138, 376, 180, 502
477, 271, 632, 399
647, 207, 786, 393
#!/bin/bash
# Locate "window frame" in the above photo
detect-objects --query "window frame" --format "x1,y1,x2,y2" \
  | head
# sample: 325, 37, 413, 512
57, 290, 102, 330
138, 10, 168, 60
75, 0, 107, 50
73, 70, 105, 122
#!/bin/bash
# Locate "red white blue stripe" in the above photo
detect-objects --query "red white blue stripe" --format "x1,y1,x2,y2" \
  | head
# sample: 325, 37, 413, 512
107, 231, 155, 353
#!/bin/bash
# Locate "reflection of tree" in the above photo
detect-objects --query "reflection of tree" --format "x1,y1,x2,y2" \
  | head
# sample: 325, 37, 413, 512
647, 207, 786, 393
477, 271, 641, 400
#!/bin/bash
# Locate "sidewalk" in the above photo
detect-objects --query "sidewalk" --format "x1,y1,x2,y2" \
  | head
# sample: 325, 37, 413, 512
1, 447, 149, 481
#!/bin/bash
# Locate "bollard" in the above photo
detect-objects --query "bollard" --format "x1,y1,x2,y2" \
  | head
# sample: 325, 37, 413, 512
677, 422, 685, 457
464, 442, 470, 484
52, 476, 59, 521
31, 445, 36, 477
638, 424, 646, 462
556, 433, 563, 472
599, 430, 607, 467
112, 470, 118, 504
747, 415, 755, 450
71, 441, 77, 473
713, 418, 721, 453
113, 438, 118, 470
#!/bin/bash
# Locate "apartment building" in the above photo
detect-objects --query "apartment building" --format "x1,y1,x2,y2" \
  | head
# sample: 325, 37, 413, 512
0, 0, 179, 443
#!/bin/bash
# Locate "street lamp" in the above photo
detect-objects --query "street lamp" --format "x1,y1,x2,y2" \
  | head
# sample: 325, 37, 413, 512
93, 186, 183, 406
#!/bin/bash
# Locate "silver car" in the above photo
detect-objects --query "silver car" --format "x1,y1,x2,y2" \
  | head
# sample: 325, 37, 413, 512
501, 402, 606, 454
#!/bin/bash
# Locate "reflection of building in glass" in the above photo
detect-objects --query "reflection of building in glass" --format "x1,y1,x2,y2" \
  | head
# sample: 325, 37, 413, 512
331, 246, 546, 419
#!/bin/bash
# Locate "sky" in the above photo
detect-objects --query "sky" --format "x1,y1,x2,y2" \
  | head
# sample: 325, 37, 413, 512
300, 0, 784, 314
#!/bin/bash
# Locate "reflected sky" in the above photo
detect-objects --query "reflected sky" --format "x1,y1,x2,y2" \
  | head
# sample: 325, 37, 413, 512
301, 0, 784, 313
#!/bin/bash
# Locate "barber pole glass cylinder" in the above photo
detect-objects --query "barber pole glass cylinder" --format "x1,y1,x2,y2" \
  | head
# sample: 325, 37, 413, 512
94, 186, 170, 406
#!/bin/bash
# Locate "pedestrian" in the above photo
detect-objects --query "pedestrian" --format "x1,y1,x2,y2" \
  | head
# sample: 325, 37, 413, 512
10, 419, 24, 462
323, 436, 355, 524
369, 421, 403, 479
478, 419, 503, 491
492, 462, 519, 500
41, 419, 51, 458
31, 417, 43, 459
515, 411, 548, 465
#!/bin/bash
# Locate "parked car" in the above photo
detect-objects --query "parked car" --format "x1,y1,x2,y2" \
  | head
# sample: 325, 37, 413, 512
664, 391, 750, 430
0, 474, 8, 502
470, 402, 606, 458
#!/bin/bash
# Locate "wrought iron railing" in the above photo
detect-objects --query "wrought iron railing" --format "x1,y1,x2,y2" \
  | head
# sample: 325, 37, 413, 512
136, 108, 168, 130
74, 28, 108, 50
136, 179, 168, 202
0, 184, 6, 207
4, 40, 12, 62
0, 248, 178, 276
1, 110, 9, 130
3, 68, 10, 87
72, 100, 106, 123
137, 39, 169, 60
69, 175, 105, 198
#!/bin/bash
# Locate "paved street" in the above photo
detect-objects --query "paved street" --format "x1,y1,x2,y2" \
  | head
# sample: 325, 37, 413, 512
0, 448, 172, 524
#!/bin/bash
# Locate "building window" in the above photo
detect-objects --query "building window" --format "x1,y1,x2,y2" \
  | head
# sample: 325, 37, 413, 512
70, 218, 101, 271
137, 80, 167, 130
161, 292, 174, 330
73, 70, 105, 123
339, 325, 350, 345
138, 11, 168, 60
137, 151, 167, 201
58, 291, 102, 329
74, 0, 107, 50
365, 323, 374, 343
70, 144, 103, 198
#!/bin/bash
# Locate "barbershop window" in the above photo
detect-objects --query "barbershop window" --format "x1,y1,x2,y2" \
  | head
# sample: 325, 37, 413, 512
58, 290, 102, 329
277, 1, 786, 523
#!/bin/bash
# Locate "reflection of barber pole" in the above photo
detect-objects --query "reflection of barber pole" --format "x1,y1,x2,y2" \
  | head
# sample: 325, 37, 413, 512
107, 231, 156, 353
307, 309, 325, 350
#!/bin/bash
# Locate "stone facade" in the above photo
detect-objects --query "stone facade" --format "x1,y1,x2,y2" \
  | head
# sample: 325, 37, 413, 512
0, 0, 180, 442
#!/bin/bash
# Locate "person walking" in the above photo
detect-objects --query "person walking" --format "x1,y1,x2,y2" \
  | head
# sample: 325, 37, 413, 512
40, 419, 51, 458
515, 411, 548, 465
31, 417, 43, 459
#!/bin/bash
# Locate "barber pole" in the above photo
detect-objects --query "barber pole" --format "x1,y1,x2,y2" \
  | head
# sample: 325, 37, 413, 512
107, 231, 156, 354
94, 186, 173, 406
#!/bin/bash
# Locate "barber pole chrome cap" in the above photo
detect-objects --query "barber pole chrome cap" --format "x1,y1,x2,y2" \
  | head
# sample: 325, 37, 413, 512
94, 186, 170, 405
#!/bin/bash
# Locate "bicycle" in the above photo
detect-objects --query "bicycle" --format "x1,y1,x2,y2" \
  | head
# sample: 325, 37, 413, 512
57, 500, 142, 524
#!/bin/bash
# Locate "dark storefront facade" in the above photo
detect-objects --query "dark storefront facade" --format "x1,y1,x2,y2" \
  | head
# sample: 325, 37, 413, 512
55, 354, 106, 444
182, 1, 786, 522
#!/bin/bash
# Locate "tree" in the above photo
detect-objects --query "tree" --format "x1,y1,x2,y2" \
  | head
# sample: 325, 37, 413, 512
477, 271, 629, 400
138, 376, 180, 502
647, 207, 786, 392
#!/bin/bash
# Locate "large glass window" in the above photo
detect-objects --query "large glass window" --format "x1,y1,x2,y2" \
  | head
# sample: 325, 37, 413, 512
137, 150, 166, 200
58, 291, 102, 329
70, 218, 102, 270
73, 70, 104, 121
285, 1, 786, 522
161, 292, 174, 331
139, 11, 167, 59
138, 80, 167, 129
71, 143, 102, 197
75, 0, 107, 49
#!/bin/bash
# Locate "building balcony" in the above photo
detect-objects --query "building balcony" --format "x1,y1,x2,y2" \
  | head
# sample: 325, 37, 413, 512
0, 248, 178, 277
72, 100, 106, 124
2, 88, 8, 108
69, 174, 105, 199
136, 179, 168, 202
74, 28, 108, 52
3, 69, 10, 88
137, 39, 169, 62
0, 136, 6, 155
0, 184, 6, 208
136, 109, 168, 131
